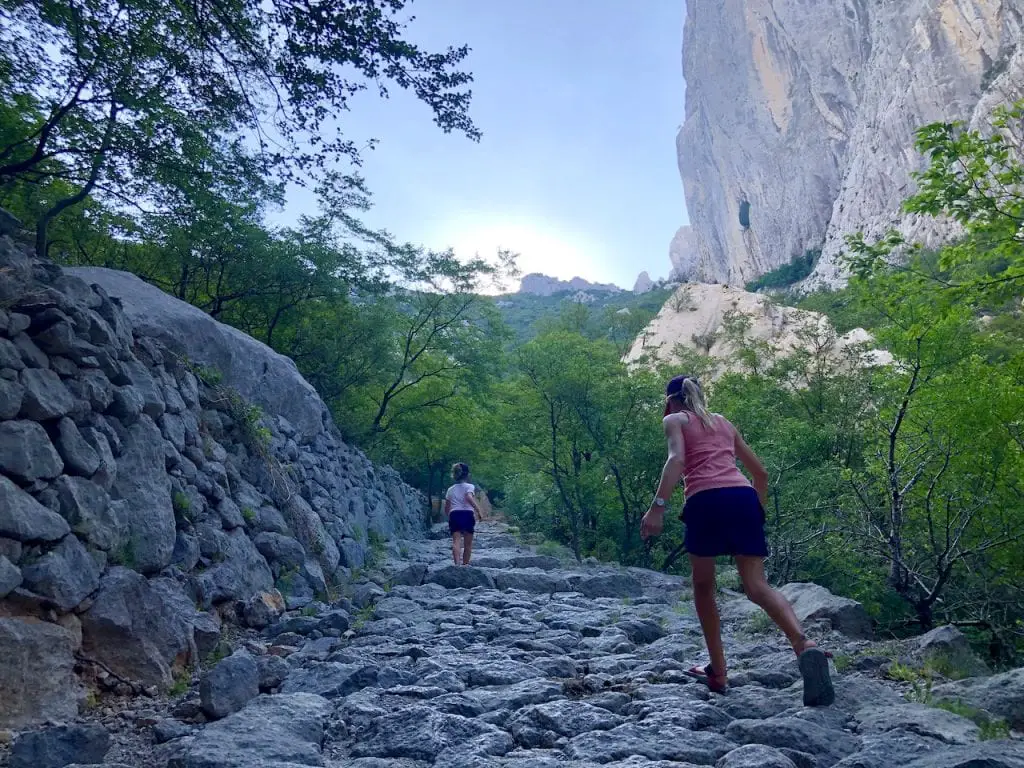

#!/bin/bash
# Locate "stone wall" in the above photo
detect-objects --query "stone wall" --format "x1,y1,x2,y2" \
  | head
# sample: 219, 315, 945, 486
0, 224, 425, 728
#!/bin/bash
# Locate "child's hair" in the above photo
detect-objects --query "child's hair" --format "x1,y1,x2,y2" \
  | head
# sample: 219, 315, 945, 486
451, 462, 470, 482
665, 375, 715, 428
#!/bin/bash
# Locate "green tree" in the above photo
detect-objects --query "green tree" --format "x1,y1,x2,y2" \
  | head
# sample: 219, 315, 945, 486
0, 0, 477, 253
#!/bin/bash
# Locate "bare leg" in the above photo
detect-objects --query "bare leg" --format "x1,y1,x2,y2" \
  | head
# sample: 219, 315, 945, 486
735, 556, 809, 651
462, 532, 474, 565
451, 532, 462, 566
690, 555, 727, 678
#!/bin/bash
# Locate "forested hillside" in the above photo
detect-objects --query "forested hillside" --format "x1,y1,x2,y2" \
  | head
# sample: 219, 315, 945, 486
1, 1, 1022, 667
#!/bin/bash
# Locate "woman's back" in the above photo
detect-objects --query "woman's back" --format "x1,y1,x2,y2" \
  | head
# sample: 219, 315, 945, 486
680, 413, 751, 498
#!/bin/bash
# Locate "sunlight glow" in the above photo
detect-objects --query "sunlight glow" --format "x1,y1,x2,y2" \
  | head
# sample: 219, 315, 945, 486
435, 215, 611, 293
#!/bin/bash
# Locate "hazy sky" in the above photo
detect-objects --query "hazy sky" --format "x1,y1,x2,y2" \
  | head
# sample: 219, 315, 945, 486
275, 1, 689, 290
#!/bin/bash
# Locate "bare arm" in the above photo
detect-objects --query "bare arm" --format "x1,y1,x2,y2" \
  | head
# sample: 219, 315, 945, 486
444, 497, 452, 517
734, 429, 769, 508
466, 491, 484, 520
640, 415, 686, 539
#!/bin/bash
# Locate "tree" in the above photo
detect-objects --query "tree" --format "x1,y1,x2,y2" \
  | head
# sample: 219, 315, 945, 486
0, 0, 477, 253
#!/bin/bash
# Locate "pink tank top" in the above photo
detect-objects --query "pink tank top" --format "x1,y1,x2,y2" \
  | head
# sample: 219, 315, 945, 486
679, 413, 751, 499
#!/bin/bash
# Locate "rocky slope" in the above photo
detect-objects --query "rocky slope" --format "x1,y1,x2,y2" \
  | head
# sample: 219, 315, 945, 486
676, 0, 1024, 287
5, 521, 1022, 767
518, 274, 623, 297
625, 283, 892, 373
0, 222, 424, 730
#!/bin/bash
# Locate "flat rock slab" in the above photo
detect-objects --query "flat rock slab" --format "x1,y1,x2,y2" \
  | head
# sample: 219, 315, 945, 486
167, 693, 330, 768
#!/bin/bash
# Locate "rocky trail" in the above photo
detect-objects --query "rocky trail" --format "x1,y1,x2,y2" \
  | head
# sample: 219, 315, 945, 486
6, 521, 1022, 768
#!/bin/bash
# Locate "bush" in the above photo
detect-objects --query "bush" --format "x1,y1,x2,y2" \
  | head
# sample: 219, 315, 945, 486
745, 250, 820, 292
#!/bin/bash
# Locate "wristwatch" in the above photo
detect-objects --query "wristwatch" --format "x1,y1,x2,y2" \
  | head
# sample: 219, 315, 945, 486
652, 497, 666, 508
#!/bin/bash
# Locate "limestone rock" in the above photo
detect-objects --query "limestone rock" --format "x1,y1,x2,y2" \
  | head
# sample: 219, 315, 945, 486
0, 476, 70, 542
0, 420, 64, 481
0, 618, 83, 728
109, 414, 175, 573
18, 367, 75, 420
669, 224, 700, 281
20, 533, 102, 611
54, 475, 120, 551
676, 0, 1024, 287
932, 667, 1024, 730
0, 554, 22, 597
633, 271, 655, 294
69, 267, 330, 442
167, 693, 331, 768
9, 723, 110, 768
80, 567, 197, 687
780, 581, 873, 638
54, 416, 101, 476
199, 650, 259, 720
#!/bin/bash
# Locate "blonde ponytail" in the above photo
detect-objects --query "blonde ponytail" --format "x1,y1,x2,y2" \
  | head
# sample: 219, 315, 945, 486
682, 378, 715, 429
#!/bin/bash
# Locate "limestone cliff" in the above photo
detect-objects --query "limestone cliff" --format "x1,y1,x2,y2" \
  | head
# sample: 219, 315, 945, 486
677, 0, 1024, 286
626, 282, 892, 373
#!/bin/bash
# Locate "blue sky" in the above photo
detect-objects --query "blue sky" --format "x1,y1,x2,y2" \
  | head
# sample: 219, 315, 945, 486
275, 1, 688, 290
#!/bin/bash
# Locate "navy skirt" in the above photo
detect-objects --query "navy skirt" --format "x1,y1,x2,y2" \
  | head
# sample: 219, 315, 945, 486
448, 509, 476, 534
682, 486, 768, 557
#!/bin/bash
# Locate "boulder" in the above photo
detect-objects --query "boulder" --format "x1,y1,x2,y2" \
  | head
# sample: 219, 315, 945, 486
577, 573, 644, 599
20, 533, 102, 611
240, 589, 286, 629
54, 475, 121, 551
69, 267, 330, 442
80, 567, 196, 687
199, 650, 259, 720
0, 420, 64, 481
902, 742, 1024, 768
18, 367, 75, 420
0, 554, 22, 597
9, 724, 110, 768
167, 693, 331, 768
390, 563, 428, 587
718, 744, 798, 768
0, 618, 83, 728
0, 476, 70, 542
726, 716, 861, 766
426, 565, 496, 590
0, 377, 24, 419
53, 416, 101, 476
256, 653, 290, 691
780, 582, 873, 638
932, 668, 1024, 731
855, 704, 979, 745
195, 527, 274, 607
109, 414, 175, 573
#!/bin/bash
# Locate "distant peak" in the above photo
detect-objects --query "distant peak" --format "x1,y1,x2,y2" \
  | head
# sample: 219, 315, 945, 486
517, 273, 623, 296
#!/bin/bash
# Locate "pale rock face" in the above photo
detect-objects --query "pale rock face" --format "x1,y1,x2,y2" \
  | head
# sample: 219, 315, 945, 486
625, 282, 892, 374
668, 225, 700, 281
632, 272, 655, 294
518, 273, 622, 296
677, 0, 1024, 288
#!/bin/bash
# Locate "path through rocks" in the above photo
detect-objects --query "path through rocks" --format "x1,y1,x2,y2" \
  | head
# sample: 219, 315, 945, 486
11, 522, 1024, 768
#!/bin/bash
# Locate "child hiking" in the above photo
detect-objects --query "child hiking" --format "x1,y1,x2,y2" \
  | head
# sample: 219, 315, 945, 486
640, 374, 834, 706
444, 462, 485, 566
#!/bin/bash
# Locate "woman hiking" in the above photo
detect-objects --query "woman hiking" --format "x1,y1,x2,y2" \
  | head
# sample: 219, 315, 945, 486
640, 374, 834, 706
444, 462, 484, 566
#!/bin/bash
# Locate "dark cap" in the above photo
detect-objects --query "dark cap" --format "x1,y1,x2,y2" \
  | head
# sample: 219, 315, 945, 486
665, 375, 694, 397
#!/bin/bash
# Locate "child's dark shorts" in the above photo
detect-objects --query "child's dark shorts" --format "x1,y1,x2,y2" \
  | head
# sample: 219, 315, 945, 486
681, 486, 769, 557
448, 509, 476, 534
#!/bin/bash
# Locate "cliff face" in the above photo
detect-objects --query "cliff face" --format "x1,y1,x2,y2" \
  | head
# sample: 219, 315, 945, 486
677, 0, 1024, 286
